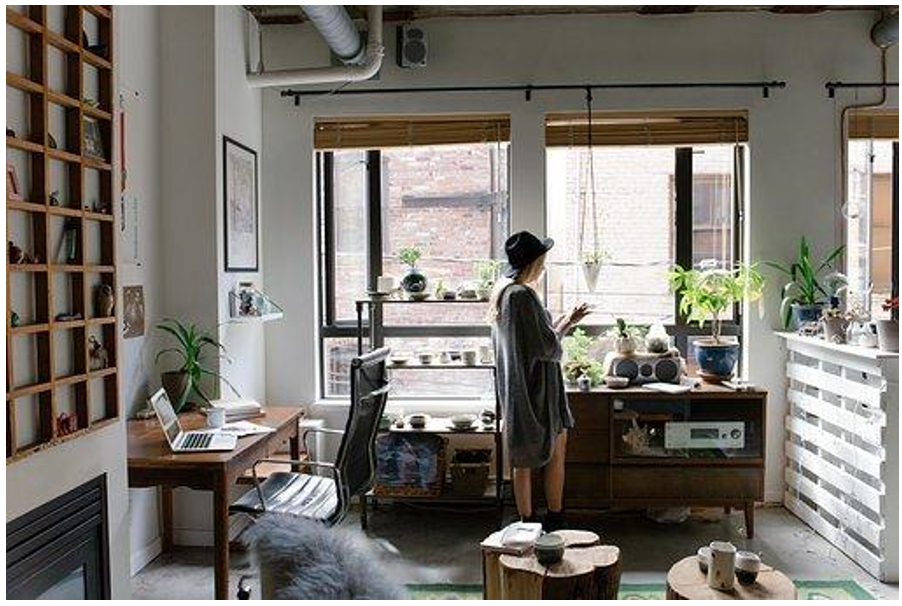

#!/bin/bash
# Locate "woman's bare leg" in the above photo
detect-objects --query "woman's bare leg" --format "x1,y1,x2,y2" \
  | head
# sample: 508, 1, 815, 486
512, 467, 533, 518
544, 431, 568, 512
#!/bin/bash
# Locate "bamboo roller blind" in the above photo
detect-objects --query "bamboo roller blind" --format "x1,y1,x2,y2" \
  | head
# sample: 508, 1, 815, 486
314, 115, 511, 149
545, 110, 749, 147
848, 109, 899, 140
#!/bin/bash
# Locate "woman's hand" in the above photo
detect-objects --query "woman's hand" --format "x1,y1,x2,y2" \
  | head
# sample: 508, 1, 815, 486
555, 303, 590, 334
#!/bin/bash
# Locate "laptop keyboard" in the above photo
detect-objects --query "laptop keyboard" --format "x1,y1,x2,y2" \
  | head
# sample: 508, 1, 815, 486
181, 432, 213, 450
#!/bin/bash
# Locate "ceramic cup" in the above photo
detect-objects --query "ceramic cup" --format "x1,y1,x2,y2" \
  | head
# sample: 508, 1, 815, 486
534, 532, 565, 566
418, 352, 434, 365
439, 351, 452, 364
478, 345, 492, 364
734, 551, 760, 586
376, 275, 396, 294
707, 540, 736, 591
207, 407, 226, 429
462, 349, 478, 366
696, 546, 712, 574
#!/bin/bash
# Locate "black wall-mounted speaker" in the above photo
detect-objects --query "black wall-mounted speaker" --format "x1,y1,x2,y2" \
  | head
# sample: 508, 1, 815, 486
397, 25, 427, 68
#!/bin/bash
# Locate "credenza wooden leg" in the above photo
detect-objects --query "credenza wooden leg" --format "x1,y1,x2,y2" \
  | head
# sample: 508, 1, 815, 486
744, 502, 754, 539
161, 486, 173, 553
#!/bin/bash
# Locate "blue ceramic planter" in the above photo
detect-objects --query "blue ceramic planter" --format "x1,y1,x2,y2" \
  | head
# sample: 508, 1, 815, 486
695, 341, 740, 379
790, 303, 824, 330
401, 267, 427, 295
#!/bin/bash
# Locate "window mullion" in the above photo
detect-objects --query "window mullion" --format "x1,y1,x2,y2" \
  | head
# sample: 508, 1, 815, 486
366, 149, 384, 348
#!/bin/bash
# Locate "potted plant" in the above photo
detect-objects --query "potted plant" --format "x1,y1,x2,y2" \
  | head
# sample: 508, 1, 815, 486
669, 262, 765, 381
606, 318, 645, 355
155, 319, 240, 412
876, 297, 899, 352
474, 259, 502, 300
581, 249, 608, 293
820, 306, 849, 344
562, 327, 603, 386
398, 246, 428, 300
766, 237, 844, 330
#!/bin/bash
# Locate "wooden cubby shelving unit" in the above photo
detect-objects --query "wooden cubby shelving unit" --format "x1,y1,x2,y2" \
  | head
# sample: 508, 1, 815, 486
6, 6, 118, 462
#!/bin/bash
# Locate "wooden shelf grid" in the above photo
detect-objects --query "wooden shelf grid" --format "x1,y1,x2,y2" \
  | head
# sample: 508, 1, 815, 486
7, 5, 117, 462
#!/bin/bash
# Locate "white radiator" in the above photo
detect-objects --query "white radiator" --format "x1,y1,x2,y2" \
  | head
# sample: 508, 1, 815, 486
778, 332, 898, 582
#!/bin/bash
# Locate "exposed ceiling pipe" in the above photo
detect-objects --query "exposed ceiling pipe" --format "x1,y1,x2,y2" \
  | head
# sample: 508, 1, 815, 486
247, 5, 383, 89
871, 10, 899, 48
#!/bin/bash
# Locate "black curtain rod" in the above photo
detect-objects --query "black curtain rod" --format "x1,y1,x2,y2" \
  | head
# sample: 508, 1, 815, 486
281, 80, 787, 104
826, 81, 899, 98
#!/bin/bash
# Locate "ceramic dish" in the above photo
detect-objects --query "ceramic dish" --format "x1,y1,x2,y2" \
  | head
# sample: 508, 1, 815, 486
604, 376, 630, 389
390, 356, 410, 366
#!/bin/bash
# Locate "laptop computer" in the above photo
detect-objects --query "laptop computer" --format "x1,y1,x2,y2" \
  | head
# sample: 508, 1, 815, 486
149, 388, 237, 452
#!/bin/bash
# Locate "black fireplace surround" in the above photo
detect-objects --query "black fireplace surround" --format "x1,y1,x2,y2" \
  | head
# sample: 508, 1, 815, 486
6, 474, 111, 599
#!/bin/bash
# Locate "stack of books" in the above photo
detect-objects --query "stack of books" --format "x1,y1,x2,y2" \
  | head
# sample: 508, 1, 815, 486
205, 399, 263, 421
480, 522, 543, 555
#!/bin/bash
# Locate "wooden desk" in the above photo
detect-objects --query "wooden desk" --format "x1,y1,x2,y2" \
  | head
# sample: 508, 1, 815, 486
127, 407, 304, 600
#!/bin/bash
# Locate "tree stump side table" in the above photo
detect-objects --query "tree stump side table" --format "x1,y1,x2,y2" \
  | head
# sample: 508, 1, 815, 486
483, 530, 621, 600
666, 556, 797, 600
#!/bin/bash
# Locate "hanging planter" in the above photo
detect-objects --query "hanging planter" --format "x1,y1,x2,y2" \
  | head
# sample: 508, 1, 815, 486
581, 250, 606, 293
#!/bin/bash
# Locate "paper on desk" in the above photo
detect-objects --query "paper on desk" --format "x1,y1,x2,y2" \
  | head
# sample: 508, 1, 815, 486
217, 420, 275, 437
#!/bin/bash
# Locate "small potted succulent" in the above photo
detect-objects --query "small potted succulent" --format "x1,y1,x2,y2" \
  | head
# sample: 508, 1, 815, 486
398, 246, 428, 300
669, 262, 765, 381
606, 318, 645, 355
475, 259, 502, 300
581, 249, 608, 293
820, 306, 849, 344
876, 297, 899, 352
767, 237, 844, 330
562, 327, 603, 386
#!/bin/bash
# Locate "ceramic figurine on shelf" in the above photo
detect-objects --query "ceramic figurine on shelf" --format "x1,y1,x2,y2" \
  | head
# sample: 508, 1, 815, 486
47, 134, 58, 149
89, 336, 109, 370
10, 311, 21, 327
8, 241, 24, 264
49, 190, 61, 206
56, 412, 76, 436
95, 284, 115, 317
6, 127, 15, 138
55, 312, 83, 322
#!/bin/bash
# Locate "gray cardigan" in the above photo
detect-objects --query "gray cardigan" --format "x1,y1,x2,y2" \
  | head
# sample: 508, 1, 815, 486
492, 284, 573, 468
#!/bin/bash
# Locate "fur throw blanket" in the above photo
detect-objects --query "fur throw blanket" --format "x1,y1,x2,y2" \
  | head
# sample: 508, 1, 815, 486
243, 514, 407, 600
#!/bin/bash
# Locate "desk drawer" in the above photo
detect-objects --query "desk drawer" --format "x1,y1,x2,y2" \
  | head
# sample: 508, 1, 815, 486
612, 467, 761, 500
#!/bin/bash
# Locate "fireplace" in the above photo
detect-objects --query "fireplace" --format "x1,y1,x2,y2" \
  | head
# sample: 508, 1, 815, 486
6, 475, 111, 599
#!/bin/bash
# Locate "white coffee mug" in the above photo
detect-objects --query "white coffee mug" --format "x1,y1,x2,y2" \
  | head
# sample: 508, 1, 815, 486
478, 344, 492, 364
207, 407, 226, 429
462, 349, 478, 366
707, 540, 736, 591
376, 275, 395, 294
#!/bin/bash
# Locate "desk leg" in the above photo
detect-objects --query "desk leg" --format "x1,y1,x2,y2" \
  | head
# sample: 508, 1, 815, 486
161, 487, 173, 553
744, 502, 755, 539
213, 477, 230, 600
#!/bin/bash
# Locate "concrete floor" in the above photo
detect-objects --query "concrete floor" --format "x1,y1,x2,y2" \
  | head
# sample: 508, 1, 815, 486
132, 504, 898, 600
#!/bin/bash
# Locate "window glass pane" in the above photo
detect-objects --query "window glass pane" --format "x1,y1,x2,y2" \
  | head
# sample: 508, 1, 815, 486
846, 140, 894, 320
323, 337, 357, 397
330, 151, 368, 322
380, 143, 509, 326
546, 146, 675, 326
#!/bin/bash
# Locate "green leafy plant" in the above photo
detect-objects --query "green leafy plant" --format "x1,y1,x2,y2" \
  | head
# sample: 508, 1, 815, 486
562, 327, 603, 385
398, 246, 422, 268
582, 249, 609, 265
605, 317, 646, 340
669, 262, 765, 343
475, 259, 503, 289
155, 319, 239, 412
765, 237, 844, 329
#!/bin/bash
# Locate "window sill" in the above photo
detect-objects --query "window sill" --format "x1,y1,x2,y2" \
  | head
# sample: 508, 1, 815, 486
312, 398, 490, 415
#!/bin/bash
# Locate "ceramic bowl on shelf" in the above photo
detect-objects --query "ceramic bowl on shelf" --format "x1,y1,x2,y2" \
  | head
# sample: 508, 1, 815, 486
407, 413, 430, 429
449, 413, 477, 431
390, 355, 410, 366
604, 376, 630, 389
418, 352, 434, 365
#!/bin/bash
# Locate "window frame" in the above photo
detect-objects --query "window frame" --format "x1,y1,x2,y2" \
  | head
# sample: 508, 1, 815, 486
317, 147, 510, 399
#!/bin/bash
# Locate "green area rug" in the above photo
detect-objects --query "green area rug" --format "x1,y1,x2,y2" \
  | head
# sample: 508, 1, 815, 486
406, 580, 874, 600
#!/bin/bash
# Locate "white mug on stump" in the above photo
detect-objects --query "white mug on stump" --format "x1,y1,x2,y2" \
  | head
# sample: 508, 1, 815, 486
707, 541, 736, 590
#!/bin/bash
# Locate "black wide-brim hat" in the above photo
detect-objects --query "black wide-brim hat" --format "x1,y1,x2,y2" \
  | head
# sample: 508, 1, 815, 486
502, 231, 554, 278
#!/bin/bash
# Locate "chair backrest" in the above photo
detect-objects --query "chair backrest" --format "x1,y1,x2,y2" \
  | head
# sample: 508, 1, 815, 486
335, 347, 391, 501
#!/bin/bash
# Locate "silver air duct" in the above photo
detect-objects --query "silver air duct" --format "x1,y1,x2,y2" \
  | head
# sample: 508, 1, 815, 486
247, 5, 383, 88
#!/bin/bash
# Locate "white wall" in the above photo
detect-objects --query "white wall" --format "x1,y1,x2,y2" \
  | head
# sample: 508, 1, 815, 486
261, 11, 898, 503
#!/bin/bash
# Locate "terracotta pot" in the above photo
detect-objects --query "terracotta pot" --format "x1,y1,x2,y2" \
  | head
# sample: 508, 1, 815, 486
160, 371, 191, 410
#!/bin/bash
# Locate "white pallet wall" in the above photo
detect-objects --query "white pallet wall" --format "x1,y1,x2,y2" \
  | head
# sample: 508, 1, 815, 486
779, 333, 899, 582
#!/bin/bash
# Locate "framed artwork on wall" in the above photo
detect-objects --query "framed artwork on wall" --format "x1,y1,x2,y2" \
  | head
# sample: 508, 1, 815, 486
223, 136, 259, 272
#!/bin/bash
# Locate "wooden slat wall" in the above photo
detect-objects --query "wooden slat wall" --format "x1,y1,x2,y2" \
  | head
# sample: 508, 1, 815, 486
848, 109, 899, 140
779, 334, 899, 583
545, 110, 748, 147
314, 115, 510, 149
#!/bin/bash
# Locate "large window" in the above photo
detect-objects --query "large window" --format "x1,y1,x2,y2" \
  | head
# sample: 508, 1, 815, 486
846, 135, 898, 321
544, 112, 747, 359
317, 119, 510, 399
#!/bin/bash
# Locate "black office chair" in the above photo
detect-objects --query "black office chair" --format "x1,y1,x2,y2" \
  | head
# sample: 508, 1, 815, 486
230, 347, 391, 526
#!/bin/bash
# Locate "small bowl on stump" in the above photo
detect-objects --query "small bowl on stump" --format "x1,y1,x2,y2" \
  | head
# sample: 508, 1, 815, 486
734, 551, 760, 585
534, 532, 565, 567
696, 546, 712, 574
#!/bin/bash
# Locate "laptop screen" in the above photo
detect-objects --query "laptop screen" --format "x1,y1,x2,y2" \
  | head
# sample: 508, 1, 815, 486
150, 389, 181, 445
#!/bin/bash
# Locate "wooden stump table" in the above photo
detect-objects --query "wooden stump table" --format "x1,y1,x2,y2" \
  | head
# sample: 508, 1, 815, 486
666, 556, 797, 600
483, 530, 621, 600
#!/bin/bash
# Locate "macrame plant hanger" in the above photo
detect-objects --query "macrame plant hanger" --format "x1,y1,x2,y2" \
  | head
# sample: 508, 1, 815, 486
578, 87, 602, 292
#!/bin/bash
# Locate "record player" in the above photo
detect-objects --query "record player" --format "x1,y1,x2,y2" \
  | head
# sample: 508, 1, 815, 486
604, 348, 685, 385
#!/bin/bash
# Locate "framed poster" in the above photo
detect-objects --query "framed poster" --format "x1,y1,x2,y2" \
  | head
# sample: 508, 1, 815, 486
223, 136, 259, 272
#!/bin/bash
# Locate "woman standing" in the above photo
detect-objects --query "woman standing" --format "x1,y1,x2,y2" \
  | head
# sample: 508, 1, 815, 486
489, 231, 589, 530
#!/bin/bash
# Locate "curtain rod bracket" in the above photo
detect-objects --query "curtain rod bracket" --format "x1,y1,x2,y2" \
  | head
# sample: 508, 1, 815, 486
762, 86, 770, 99
525, 85, 532, 102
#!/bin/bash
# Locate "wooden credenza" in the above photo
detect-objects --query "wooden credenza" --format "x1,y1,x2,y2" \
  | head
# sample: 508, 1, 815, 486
550, 384, 767, 537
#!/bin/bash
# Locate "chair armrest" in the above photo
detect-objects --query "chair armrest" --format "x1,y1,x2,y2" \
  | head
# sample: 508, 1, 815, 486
301, 427, 344, 455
